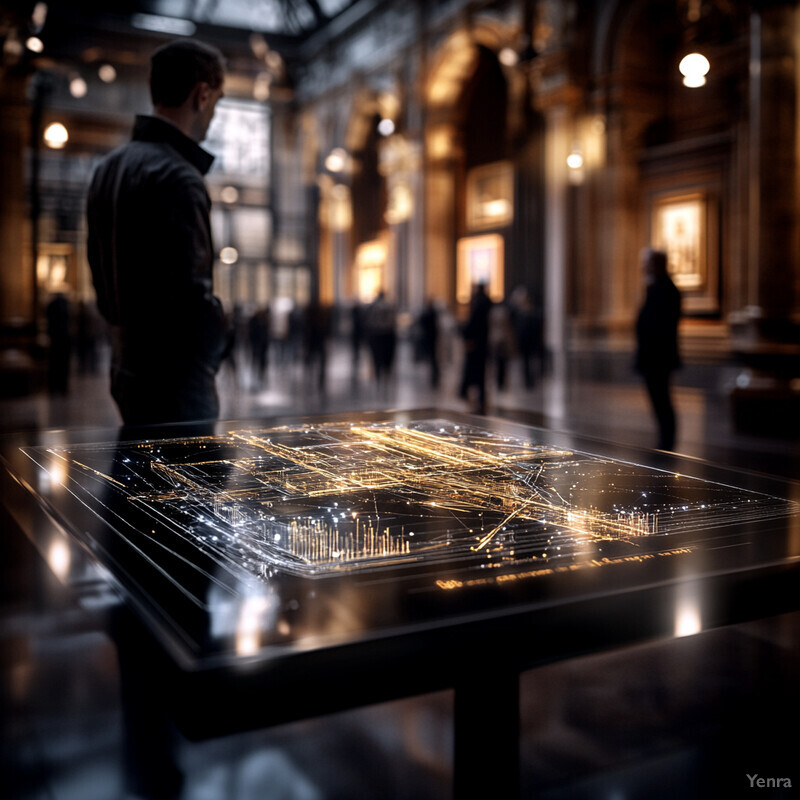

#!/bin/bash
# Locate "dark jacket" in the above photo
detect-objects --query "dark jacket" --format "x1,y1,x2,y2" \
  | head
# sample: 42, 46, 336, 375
87, 115, 227, 376
635, 274, 681, 374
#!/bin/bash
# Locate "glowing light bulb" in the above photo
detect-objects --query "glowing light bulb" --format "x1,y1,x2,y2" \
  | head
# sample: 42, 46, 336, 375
679, 52, 710, 88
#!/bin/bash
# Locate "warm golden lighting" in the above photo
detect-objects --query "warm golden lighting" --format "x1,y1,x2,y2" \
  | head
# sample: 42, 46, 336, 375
457, 234, 504, 303
47, 538, 71, 581
427, 126, 453, 160
679, 52, 710, 87
498, 47, 518, 67
356, 240, 388, 302
235, 595, 271, 656
43, 121, 68, 149
325, 147, 347, 173
385, 181, 413, 224
566, 151, 583, 170
674, 587, 703, 637
26, 35, 44, 53
253, 71, 271, 102
327, 182, 352, 232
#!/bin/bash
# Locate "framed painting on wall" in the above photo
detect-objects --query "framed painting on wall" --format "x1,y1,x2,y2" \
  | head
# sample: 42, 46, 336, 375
651, 190, 719, 314
456, 234, 504, 304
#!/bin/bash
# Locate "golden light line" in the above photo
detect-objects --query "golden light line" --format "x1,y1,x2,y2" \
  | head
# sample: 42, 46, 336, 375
67, 458, 128, 489
351, 426, 498, 467
472, 498, 538, 551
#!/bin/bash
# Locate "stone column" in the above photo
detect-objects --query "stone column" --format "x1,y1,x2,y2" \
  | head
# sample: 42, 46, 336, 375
747, 2, 799, 319
542, 104, 571, 422
0, 73, 32, 327
730, 1, 800, 434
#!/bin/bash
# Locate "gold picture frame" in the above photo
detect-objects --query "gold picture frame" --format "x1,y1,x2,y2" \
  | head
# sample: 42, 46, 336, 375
456, 234, 504, 304
651, 190, 718, 314
466, 161, 514, 231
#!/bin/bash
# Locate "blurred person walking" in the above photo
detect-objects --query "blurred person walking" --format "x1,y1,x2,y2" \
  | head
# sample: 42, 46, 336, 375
87, 39, 229, 426
418, 298, 440, 389
635, 248, 682, 450
459, 283, 492, 414
46, 292, 71, 395
509, 285, 542, 388
365, 290, 397, 395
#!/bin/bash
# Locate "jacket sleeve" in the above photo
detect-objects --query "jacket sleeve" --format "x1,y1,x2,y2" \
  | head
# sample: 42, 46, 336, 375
166, 177, 230, 371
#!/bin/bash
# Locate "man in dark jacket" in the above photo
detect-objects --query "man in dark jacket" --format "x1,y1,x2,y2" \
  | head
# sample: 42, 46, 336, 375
459, 282, 493, 414
87, 39, 228, 426
635, 248, 682, 450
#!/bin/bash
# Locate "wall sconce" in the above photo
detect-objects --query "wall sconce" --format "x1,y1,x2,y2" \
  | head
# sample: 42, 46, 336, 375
679, 52, 710, 87
43, 121, 68, 149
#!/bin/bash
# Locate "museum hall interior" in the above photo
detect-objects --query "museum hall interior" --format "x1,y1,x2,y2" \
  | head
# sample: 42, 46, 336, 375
1, 1, 799, 799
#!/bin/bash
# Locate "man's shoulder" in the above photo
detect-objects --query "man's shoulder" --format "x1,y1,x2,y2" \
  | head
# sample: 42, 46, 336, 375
93, 138, 206, 194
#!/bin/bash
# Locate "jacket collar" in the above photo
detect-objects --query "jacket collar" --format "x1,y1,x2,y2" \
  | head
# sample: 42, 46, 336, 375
132, 115, 215, 176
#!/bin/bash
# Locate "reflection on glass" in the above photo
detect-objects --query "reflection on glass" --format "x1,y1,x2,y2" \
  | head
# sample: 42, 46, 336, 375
674, 584, 702, 637
47, 537, 71, 581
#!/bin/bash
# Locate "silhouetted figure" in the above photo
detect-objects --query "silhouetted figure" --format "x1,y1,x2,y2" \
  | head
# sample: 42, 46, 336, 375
350, 301, 365, 383
76, 299, 101, 375
248, 306, 271, 387
46, 292, 71, 394
87, 39, 228, 427
366, 291, 397, 393
510, 285, 542, 388
418, 298, 440, 388
635, 248, 681, 450
459, 283, 492, 414
301, 299, 331, 393
489, 301, 515, 391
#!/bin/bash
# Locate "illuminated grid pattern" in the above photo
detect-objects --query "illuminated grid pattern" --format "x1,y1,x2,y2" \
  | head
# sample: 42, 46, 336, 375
25, 419, 798, 580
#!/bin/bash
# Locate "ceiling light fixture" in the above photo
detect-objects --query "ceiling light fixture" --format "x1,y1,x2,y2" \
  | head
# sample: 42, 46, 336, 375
679, 52, 710, 87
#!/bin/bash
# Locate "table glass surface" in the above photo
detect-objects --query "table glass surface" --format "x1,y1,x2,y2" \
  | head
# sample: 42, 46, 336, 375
3, 410, 799, 670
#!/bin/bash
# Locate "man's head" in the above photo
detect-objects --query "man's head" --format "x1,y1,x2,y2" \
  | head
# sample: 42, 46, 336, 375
641, 247, 669, 283
150, 39, 225, 142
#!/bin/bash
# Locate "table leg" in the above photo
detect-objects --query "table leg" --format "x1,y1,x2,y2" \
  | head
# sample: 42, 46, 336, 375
453, 668, 519, 799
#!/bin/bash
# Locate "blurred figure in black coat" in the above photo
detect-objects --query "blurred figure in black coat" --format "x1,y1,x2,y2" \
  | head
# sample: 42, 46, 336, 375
635, 248, 681, 450
459, 283, 492, 414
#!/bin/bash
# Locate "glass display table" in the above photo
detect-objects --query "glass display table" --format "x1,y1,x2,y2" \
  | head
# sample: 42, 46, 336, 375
2, 409, 799, 797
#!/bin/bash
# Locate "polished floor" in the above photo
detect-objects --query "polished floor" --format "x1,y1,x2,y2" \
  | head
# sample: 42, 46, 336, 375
2, 336, 799, 799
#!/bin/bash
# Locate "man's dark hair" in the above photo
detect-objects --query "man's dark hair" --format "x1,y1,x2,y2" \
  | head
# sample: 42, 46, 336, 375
150, 39, 225, 107
647, 248, 668, 276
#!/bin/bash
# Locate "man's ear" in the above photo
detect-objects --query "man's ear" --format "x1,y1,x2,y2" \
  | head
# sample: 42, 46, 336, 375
191, 81, 211, 112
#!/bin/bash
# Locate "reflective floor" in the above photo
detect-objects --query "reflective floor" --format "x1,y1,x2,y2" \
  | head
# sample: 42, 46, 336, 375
2, 337, 799, 799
